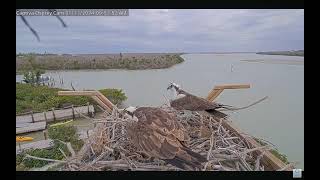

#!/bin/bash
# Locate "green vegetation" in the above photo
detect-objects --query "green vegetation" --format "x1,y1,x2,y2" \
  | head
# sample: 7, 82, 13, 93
254, 138, 289, 164
98, 89, 127, 105
16, 125, 83, 170
257, 50, 304, 57
48, 125, 84, 152
16, 53, 185, 72
16, 83, 127, 114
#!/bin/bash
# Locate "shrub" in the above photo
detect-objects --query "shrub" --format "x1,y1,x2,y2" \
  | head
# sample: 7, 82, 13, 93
48, 125, 84, 152
99, 88, 127, 105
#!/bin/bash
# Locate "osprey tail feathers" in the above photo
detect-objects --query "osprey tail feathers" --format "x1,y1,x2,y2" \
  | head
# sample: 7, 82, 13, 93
215, 96, 269, 111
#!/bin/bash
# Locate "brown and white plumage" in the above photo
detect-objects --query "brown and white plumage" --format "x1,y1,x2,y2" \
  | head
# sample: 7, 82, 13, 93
167, 83, 233, 117
125, 107, 206, 170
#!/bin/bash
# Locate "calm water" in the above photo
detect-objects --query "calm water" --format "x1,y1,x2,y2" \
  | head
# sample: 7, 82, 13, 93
16, 53, 304, 169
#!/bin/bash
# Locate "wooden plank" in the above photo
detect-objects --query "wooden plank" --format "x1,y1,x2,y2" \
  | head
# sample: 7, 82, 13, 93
207, 84, 250, 101
207, 89, 224, 102
91, 96, 112, 112
16, 139, 54, 154
96, 91, 115, 109
214, 84, 250, 89
205, 89, 290, 171
206, 88, 219, 100
58, 90, 114, 112
16, 121, 46, 134
58, 91, 98, 96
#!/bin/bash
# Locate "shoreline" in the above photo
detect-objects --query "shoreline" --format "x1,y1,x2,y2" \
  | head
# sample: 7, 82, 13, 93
241, 59, 304, 65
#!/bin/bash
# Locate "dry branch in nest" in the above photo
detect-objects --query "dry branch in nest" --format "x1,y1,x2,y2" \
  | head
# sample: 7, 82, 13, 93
34, 106, 278, 171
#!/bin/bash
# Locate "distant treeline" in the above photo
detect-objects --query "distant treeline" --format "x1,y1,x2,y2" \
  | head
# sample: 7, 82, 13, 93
257, 50, 304, 57
16, 53, 185, 72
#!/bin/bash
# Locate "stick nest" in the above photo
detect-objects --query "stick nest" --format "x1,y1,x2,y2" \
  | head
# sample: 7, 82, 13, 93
60, 105, 272, 171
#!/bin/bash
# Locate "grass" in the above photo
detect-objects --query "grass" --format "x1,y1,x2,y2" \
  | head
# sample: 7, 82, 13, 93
16, 83, 127, 114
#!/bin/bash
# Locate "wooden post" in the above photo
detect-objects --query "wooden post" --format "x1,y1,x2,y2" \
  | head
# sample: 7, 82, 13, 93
87, 102, 90, 114
52, 108, 56, 121
43, 111, 47, 122
31, 111, 35, 123
43, 131, 48, 140
71, 105, 75, 120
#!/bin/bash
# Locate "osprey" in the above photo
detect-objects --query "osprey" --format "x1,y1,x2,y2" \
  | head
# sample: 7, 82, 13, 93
166, 82, 235, 117
124, 106, 207, 171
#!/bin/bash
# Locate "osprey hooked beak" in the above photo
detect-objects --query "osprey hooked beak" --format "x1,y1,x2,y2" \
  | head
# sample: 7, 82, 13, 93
167, 82, 180, 91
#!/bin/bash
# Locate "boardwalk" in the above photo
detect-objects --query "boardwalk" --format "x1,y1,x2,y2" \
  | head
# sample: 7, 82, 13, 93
16, 121, 46, 134
16, 139, 54, 155
16, 105, 95, 124
16, 105, 95, 135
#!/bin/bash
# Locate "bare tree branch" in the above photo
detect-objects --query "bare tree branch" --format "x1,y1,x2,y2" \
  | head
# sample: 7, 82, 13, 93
20, 16, 40, 41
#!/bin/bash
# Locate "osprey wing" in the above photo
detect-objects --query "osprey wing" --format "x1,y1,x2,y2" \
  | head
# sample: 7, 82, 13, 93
171, 94, 220, 111
129, 107, 206, 170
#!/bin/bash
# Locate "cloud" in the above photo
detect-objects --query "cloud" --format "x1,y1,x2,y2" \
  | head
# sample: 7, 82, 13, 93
16, 9, 304, 53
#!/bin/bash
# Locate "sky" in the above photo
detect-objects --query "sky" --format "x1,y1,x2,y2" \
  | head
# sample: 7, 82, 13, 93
16, 9, 304, 54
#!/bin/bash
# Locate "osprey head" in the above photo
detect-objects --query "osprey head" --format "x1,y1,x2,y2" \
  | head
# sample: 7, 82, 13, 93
167, 82, 181, 91
124, 106, 137, 117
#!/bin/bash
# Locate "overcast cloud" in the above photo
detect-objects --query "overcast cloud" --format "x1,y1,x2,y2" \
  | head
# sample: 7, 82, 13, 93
16, 9, 304, 53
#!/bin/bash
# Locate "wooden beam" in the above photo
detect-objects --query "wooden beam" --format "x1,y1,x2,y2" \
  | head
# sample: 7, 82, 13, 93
205, 89, 291, 171
214, 84, 250, 89
96, 91, 115, 109
207, 89, 224, 102
58, 91, 98, 96
207, 84, 250, 101
91, 96, 112, 113
58, 90, 115, 112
